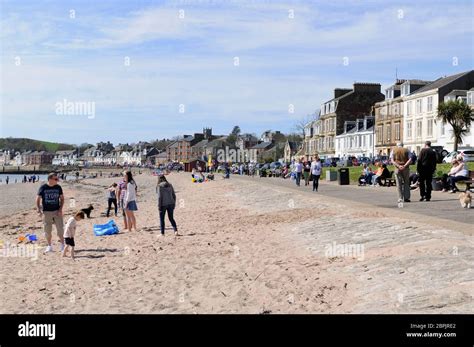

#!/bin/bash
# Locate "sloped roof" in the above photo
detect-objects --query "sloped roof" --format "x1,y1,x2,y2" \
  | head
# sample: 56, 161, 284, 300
251, 142, 273, 149
411, 71, 473, 95
192, 139, 208, 148
445, 89, 467, 97
206, 137, 227, 147
287, 141, 300, 151
55, 150, 75, 155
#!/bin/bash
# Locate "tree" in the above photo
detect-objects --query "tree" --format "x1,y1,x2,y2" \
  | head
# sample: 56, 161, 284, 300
226, 126, 241, 147
293, 113, 318, 138
286, 133, 303, 143
231, 126, 241, 136
437, 99, 474, 151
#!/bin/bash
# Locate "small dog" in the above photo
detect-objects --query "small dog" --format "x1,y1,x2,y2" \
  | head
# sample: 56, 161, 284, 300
81, 204, 94, 218
459, 192, 472, 209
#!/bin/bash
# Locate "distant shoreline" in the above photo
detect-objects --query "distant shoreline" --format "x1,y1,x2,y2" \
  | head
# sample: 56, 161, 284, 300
0, 165, 149, 175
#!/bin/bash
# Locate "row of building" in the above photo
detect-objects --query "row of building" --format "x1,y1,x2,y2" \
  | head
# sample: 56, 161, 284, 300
302, 70, 474, 159
0, 141, 161, 167
0, 129, 293, 167
3, 70, 472, 167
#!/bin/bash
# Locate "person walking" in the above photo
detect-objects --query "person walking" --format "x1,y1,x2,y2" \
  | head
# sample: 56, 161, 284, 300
417, 141, 437, 201
310, 156, 322, 192
106, 183, 118, 217
35, 172, 65, 253
294, 159, 303, 186
156, 175, 178, 236
391, 142, 412, 203
303, 158, 311, 186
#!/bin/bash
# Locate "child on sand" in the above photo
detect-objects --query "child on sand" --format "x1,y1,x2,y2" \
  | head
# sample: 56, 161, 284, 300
62, 211, 85, 260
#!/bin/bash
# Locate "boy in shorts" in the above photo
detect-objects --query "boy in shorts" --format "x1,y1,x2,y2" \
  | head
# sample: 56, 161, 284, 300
62, 211, 85, 260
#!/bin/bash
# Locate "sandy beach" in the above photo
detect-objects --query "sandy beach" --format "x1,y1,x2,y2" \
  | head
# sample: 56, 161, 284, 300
0, 172, 473, 314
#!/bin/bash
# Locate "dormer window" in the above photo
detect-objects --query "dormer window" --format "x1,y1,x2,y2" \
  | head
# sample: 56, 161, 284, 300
401, 84, 410, 96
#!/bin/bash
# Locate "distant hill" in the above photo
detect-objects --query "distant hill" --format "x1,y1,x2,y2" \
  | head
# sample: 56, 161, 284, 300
0, 138, 75, 153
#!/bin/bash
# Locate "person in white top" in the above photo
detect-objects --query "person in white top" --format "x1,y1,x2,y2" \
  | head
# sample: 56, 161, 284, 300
447, 156, 469, 193
62, 211, 85, 260
310, 156, 322, 192
124, 171, 138, 231
294, 160, 303, 186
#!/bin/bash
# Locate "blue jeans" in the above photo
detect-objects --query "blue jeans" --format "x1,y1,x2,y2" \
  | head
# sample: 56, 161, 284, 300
296, 172, 302, 186
447, 176, 468, 191
159, 205, 177, 234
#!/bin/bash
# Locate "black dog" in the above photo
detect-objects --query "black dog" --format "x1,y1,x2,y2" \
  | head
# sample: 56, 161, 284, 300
81, 204, 94, 218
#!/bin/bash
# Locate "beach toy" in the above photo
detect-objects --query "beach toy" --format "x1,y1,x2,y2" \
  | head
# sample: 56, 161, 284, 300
18, 234, 38, 243
192, 178, 196, 183
93, 220, 119, 236
26, 234, 38, 242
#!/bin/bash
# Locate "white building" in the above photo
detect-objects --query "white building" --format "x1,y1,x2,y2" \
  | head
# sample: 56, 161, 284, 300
335, 116, 375, 158
0, 150, 11, 165
402, 70, 474, 154
52, 150, 78, 166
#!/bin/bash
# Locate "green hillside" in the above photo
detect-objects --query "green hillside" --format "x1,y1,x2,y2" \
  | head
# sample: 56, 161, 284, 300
0, 138, 75, 152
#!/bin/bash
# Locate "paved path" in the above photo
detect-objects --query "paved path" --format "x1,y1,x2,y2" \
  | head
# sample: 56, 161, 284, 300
233, 175, 474, 231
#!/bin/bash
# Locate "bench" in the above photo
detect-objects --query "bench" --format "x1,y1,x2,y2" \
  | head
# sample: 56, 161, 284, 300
459, 170, 474, 192
381, 171, 396, 187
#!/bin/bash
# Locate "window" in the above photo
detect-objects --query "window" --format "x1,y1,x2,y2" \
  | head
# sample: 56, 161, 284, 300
407, 121, 412, 138
427, 96, 433, 112
416, 120, 422, 138
427, 119, 433, 137
377, 125, 383, 144
386, 124, 391, 142
392, 104, 398, 115
407, 101, 412, 116
416, 99, 422, 114
467, 92, 474, 105
403, 84, 410, 96
395, 122, 401, 140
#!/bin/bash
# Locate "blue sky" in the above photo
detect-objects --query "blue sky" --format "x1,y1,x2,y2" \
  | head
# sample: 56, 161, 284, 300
1, 0, 473, 145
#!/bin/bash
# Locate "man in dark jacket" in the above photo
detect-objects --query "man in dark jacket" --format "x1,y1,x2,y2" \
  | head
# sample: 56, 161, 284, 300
417, 141, 437, 202
156, 175, 178, 236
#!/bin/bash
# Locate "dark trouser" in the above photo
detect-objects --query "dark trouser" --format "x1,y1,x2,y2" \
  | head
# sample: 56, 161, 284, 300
159, 205, 177, 234
107, 198, 117, 216
447, 176, 468, 191
441, 174, 449, 190
304, 171, 310, 185
312, 175, 320, 191
419, 170, 433, 199
296, 172, 302, 186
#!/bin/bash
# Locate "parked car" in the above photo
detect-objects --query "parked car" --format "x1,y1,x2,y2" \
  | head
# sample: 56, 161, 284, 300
443, 149, 474, 163
336, 158, 353, 167
430, 146, 449, 163
358, 157, 371, 165
270, 161, 283, 169
323, 157, 339, 167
